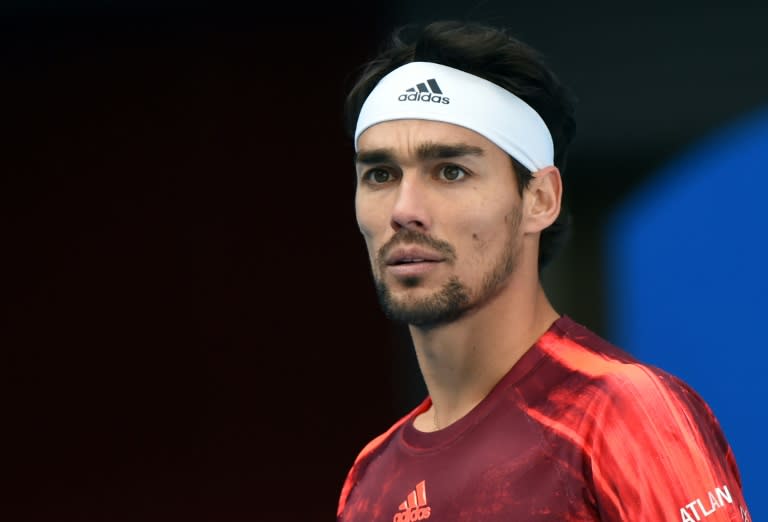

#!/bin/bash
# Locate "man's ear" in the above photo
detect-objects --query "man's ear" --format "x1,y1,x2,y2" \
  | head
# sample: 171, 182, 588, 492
522, 166, 562, 234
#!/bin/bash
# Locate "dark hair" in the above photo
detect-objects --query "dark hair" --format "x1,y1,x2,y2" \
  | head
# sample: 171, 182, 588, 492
344, 20, 577, 270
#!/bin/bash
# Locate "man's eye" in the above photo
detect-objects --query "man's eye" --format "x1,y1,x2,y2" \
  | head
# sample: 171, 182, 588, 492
366, 169, 392, 183
440, 165, 467, 181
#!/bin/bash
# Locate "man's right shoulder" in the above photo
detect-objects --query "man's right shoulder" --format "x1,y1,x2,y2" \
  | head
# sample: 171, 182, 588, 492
338, 398, 431, 519
353, 398, 431, 465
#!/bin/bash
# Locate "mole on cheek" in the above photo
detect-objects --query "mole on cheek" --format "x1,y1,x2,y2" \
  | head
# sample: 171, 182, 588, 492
472, 233, 479, 240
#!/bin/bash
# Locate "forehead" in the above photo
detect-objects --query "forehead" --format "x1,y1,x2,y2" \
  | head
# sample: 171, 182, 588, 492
357, 119, 503, 155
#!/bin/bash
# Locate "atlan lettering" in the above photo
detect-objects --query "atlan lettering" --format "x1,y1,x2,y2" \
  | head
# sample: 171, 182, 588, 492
679, 485, 733, 522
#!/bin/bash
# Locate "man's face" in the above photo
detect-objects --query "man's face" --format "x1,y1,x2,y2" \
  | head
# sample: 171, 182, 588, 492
355, 119, 524, 327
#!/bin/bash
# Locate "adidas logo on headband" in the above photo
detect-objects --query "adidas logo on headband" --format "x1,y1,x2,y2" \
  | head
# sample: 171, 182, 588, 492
397, 78, 450, 104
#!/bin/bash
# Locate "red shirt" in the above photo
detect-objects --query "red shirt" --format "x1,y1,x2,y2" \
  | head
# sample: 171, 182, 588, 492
337, 316, 751, 521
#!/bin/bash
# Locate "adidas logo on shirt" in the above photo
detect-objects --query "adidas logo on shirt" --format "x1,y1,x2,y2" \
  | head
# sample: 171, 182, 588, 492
397, 78, 450, 104
392, 480, 432, 522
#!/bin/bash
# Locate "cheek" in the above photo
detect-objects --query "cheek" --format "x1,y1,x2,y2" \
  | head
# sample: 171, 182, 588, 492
355, 191, 395, 238
461, 208, 514, 255
354, 194, 375, 239
460, 207, 502, 241
470, 232, 489, 251
454, 226, 493, 269
355, 218, 380, 274
355, 198, 386, 263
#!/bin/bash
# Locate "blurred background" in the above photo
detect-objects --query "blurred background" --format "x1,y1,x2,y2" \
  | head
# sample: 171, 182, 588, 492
4, 1, 766, 520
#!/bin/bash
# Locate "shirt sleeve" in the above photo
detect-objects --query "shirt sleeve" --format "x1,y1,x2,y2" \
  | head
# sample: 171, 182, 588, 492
587, 365, 751, 522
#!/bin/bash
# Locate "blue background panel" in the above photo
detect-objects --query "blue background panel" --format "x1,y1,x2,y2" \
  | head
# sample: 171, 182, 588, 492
606, 107, 768, 520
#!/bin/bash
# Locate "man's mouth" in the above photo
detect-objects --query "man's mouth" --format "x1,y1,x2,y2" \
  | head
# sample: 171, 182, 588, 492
391, 258, 434, 265
385, 246, 445, 266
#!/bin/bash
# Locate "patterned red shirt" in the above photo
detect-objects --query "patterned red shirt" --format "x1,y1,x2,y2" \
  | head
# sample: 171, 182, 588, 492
337, 316, 751, 521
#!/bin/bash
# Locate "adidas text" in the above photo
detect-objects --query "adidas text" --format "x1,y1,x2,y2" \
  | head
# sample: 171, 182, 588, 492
392, 506, 432, 522
397, 92, 450, 104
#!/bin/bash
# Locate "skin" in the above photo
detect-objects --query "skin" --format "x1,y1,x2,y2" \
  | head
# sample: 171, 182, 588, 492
355, 119, 563, 432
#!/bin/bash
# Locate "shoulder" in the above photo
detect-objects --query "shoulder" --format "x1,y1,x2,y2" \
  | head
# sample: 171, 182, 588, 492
538, 316, 715, 425
541, 321, 749, 520
337, 398, 431, 518
541, 316, 688, 390
352, 398, 431, 465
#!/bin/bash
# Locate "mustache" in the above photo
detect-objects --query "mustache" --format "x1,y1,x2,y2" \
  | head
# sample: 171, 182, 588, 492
378, 228, 457, 264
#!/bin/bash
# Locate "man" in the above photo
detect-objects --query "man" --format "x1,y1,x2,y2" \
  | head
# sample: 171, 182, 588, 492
337, 20, 751, 522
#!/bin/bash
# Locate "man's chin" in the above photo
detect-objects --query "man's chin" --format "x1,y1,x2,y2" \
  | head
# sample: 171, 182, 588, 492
382, 303, 466, 327
375, 277, 470, 326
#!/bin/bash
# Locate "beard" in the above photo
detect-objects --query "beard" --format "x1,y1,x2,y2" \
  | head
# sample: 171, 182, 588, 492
375, 275, 470, 327
373, 209, 522, 328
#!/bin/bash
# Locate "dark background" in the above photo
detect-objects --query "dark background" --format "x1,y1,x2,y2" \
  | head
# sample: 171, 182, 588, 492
4, 2, 767, 521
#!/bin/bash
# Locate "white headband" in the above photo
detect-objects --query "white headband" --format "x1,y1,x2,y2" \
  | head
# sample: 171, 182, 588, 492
354, 61, 554, 172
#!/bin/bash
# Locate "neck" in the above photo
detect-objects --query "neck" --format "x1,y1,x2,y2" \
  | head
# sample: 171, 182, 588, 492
410, 278, 559, 432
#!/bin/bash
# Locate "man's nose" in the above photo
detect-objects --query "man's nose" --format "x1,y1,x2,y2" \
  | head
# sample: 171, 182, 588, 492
389, 176, 432, 233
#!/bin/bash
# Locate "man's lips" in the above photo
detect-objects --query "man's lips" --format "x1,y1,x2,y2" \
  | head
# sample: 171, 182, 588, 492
385, 247, 445, 266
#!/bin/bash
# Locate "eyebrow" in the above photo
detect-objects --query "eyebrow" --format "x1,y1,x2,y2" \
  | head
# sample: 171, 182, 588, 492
354, 142, 485, 165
